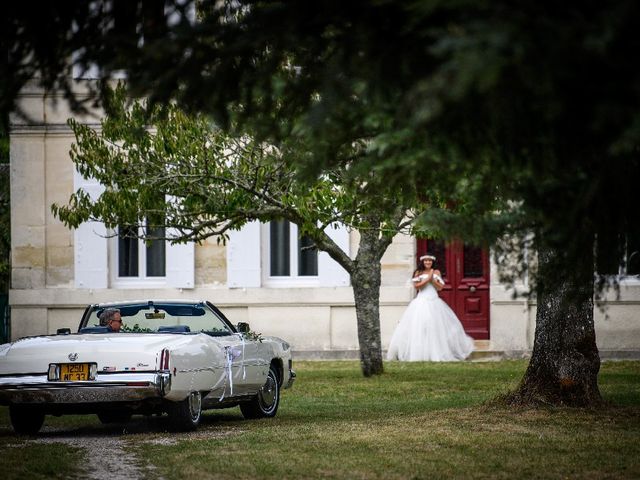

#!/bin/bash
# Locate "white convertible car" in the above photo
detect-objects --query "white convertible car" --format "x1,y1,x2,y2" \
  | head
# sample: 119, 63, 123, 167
0, 300, 295, 434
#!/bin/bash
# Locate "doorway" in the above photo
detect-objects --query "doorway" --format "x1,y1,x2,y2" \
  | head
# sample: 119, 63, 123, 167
416, 239, 490, 339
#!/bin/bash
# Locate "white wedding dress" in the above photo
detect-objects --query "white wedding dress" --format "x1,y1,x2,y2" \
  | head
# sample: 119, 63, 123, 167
387, 282, 474, 361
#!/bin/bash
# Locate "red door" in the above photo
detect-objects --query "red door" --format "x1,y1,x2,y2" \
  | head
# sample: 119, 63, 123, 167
416, 239, 490, 339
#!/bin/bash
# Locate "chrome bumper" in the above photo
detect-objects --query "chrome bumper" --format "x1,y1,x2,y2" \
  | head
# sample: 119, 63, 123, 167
0, 371, 171, 405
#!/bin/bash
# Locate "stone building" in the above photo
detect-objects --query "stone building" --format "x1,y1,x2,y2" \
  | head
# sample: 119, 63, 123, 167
8, 81, 640, 359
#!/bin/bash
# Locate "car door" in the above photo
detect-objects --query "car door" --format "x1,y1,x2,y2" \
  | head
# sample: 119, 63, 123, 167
214, 334, 266, 396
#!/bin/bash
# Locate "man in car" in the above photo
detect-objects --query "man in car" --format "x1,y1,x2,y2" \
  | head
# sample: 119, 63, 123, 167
99, 308, 123, 332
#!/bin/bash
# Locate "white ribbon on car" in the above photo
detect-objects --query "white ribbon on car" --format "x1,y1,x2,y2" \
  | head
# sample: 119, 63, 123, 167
218, 346, 234, 401
217, 339, 247, 401
208, 335, 248, 402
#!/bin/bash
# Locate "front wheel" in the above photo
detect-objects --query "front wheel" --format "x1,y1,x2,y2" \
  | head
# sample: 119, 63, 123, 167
9, 405, 45, 435
168, 391, 202, 431
240, 364, 280, 419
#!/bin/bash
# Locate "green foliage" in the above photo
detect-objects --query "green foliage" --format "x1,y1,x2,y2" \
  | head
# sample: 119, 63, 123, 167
199, 1, 640, 282
52, 85, 433, 271
182, 0, 639, 289
13, 0, 639, 281
120, 323, 153, 333
6, 3, 640, 272
241, 330, 263, 343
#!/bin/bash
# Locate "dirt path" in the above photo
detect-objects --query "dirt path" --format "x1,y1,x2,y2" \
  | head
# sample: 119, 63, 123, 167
20, 417, 243, 479
33, 432, 149, 480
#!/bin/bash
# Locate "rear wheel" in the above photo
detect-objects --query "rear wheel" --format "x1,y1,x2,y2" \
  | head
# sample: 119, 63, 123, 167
168, 391, 202, 431
9, 405, 45, 435
240, 364, 280, 419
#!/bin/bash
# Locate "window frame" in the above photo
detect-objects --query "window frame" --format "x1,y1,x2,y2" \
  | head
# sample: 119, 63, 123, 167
109, 226, 168, 288
261, 221, 319, 287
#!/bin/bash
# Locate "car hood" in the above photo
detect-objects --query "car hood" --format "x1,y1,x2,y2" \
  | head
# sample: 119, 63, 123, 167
0, 333, 199, 375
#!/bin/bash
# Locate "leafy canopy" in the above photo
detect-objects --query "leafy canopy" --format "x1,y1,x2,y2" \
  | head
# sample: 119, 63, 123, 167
8, 1, 640, 279
52, 86, 435, 265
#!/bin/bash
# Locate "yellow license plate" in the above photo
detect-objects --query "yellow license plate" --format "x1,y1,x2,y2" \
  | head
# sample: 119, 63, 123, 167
60, 363, 90, 381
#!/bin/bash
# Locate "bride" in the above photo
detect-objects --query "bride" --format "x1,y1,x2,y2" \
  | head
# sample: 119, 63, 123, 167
387, 254, 474, 361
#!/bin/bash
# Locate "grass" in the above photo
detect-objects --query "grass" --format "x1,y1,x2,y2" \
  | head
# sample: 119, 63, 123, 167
1, 360, 639, 479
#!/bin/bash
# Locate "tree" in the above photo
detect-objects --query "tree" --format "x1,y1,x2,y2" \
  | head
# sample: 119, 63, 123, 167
52, 88, 434, 377
1, 0, 174, 120
7, 1, 640, 404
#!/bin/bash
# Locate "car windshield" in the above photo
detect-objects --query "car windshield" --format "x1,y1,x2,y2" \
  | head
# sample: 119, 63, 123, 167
84, 302, 233, 336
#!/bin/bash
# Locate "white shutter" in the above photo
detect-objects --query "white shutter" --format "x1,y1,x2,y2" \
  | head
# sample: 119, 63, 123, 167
319, 223, 350, 287
166, 230, 195, 289
73, 170, 108, 289
227, 221, 261, 288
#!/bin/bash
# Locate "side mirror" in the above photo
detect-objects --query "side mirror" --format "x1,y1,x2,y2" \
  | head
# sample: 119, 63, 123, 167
236, 322, 250, 334
57, 328, 71, 335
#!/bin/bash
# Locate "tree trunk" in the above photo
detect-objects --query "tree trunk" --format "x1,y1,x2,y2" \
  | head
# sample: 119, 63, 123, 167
507, 241, 603, 406
352, 258, 384, 377
311, 214, 395, 377
347, 217, 389, 377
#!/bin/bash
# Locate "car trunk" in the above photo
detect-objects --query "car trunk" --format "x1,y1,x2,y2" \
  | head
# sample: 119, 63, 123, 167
0, 333, 194, 375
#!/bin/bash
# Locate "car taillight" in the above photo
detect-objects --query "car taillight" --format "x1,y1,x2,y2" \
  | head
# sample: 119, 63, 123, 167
160, 348, 170, 370
48, 364, 60, 381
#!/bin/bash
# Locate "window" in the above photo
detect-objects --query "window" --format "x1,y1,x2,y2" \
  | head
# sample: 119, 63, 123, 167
226, 220, 350, 288
111, 223, 167, 286
118, 225, 139, 277
269, 220, 290, 276
264, 220, 318, 285
597, 230, 640, 278
74, 172, 194, 289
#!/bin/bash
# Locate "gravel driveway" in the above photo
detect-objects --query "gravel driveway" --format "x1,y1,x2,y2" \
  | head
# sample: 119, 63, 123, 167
13, 416, 244, 480
34, 433, 146, 480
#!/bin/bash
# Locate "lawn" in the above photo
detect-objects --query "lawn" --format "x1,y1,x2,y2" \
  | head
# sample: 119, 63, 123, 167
1, 360, 639, 479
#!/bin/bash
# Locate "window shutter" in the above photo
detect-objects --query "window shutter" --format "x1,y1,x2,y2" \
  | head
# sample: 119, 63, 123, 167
73, 170, 108, 289
227, 221, 261, 288
319, 223, 350, 287
166, 230, 195, 288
